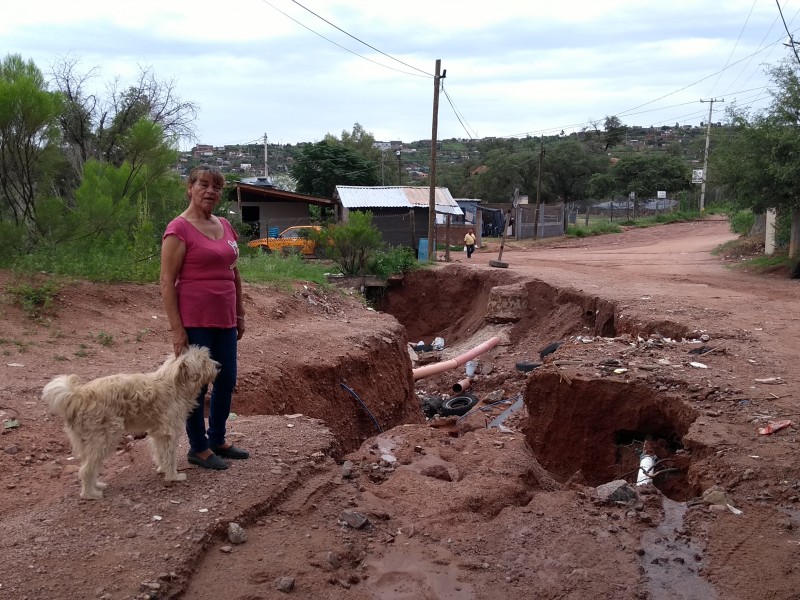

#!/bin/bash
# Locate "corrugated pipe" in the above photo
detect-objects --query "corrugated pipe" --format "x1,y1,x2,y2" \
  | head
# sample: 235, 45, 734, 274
452, 377, 472, 394
412, 336, 501, 381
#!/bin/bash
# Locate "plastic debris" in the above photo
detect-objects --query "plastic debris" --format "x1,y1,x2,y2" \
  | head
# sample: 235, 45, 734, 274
3, 419, 20, 430
758, 420, 793, 435
754, 377, 784, 385
431, 337, 445, 350
689, 362, 708, 369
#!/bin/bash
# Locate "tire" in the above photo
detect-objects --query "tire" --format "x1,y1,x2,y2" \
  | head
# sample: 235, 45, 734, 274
515, 361, 542, 373
489, 260, 509, 268
440, 395, 479, 417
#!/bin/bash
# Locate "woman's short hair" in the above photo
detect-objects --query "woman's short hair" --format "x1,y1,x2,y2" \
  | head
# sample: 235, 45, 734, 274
186, 165, 225, 194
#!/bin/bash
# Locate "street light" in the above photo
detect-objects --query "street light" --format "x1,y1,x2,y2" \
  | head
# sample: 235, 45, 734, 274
396, 149, 402, 185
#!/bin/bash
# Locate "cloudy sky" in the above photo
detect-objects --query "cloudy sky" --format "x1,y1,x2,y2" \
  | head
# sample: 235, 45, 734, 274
3, 0, 797, 148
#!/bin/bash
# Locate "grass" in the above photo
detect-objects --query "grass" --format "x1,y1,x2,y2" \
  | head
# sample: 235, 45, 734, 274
237, 252, 334, 289
6, 279, 60, 320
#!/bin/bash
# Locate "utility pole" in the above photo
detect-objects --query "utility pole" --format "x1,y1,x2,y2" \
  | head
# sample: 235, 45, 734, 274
533, 136, 544, 240
427, 59, 444, 261
264, 133, 269, 179
699, 98, 723, 212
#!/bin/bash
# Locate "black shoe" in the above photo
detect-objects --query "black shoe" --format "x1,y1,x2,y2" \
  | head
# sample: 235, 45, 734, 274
211, 444, 249, 460
187, 450, 229, 470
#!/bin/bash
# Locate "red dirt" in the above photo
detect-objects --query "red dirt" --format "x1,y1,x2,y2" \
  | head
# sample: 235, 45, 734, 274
1, 218, 799, 600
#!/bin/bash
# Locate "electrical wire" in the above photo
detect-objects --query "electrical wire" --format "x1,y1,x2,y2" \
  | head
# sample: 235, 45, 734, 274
442, 83, 478, 139
258, 0, 430, 79
289, 0, 432, 77
707, 0, 758, 95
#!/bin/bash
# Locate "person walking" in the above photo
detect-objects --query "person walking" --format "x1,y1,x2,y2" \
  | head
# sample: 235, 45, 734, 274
464, 229, 476, 259
160, 165, 249, 471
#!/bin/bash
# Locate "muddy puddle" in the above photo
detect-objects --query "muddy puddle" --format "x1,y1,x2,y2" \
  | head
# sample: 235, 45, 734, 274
640, 497, 717, 599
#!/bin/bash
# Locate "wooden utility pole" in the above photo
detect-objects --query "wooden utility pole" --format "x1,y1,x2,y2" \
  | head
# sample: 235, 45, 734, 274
699, 98, 723, 212
427, 60, 444, 261
264, 133, 269, 179
533, 136, 544, 240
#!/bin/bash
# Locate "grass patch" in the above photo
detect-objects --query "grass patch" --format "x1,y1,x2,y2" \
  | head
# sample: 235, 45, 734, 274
6, 278, 60, 320
237, 252, 334, 289
566, 222, 623, 237
96, 331, 114, 347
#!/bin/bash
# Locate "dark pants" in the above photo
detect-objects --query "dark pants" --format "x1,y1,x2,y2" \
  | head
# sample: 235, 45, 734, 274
185, 327, 238, 453
466, 244, 475, 258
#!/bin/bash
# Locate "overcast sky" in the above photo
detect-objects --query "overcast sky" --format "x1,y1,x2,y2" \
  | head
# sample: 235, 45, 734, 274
3, 0, 797, 148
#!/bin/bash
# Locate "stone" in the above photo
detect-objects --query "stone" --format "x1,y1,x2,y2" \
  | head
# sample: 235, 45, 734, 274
276, 576, 295, 593
340, 509, 369, 529
228, 522, 246, 544
595, 480, 638, 504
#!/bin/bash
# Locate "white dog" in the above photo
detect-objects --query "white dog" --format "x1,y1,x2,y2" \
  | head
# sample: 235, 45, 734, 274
42, 345, 220, 500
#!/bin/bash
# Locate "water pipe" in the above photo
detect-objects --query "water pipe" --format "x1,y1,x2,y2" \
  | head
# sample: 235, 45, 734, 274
412, 336, 501, 381
452, 377, 472, 393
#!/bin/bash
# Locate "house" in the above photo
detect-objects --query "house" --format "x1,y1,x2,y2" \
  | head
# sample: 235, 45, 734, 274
335, 185, 463, 251
235, 178, 338, 239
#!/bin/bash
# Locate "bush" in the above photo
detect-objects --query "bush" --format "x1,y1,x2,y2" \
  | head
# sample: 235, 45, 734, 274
367, 246, 418, 278
327, 211, 383, 276
7, 278, 60, 319
729, 209, 755, 236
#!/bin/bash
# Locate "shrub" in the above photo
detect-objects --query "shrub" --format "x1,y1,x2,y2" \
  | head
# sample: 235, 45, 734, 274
367, 246, 418, 278
7, 279, 59, 319
328, 211, 383, 276
729, 209, 755, 236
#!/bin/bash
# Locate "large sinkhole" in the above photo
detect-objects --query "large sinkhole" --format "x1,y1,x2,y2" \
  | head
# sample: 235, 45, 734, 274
522, 372, 700, 501
378, 266, 700, 501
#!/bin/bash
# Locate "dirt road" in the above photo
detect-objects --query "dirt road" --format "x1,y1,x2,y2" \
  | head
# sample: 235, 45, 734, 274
1, 218, 799, 600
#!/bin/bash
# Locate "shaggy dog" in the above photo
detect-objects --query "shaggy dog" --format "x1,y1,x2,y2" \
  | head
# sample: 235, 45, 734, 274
42, 345, 220, 500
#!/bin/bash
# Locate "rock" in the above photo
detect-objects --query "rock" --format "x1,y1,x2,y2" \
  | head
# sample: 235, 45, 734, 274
220, 545, 233, 553
276, 576, 295, 593
595, 480, 638, 504
228, 522, 246, 544
340, 509, 369, 529
420, 464, 452, 482
483, 389, 505, 404
341, 461, 354, 479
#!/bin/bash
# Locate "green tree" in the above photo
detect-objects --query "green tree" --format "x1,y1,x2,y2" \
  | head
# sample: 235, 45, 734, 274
328, 210, 383, 276
291, 141, 380, 198
51, 59, 196, 173
610, 152, 691, 209
0, 54, 63, 243
713, 58, 800, 257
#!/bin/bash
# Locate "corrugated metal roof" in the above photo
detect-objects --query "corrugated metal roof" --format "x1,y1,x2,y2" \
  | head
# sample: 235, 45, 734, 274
336, 186, 463, 215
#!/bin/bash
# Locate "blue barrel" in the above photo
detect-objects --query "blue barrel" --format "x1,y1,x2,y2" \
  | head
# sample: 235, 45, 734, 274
418, 238, 428, 261
268, 227, 279, 238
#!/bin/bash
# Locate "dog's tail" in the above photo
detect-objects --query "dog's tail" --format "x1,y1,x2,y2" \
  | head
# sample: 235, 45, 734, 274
42, 375, 80, 416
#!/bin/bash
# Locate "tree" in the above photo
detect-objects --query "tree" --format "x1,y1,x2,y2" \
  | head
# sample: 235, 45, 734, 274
713, 58, 800, 257
50, 58, 197, 173
603, 116, 627, 150
0, 54, 63, 243
610, 152, 691, 208
291, 141, 380, 198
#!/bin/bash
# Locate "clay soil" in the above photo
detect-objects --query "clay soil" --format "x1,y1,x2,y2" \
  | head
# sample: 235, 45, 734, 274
1, 218, 799, 600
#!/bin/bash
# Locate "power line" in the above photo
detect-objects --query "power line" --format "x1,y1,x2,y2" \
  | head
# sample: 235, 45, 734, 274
442, 83, 478, 139
776, 0, 800, 65
288, 0, 432, 77
258, 0, 429, 78
707, 0, 758, 95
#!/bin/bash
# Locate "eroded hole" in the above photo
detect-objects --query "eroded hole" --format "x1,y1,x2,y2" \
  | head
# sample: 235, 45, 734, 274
524, 373, 701, 501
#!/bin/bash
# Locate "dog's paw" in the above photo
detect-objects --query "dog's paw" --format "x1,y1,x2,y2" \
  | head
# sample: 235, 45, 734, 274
165, 472, 187, 482
81, 489, 104, 500
95, 480, 108, 489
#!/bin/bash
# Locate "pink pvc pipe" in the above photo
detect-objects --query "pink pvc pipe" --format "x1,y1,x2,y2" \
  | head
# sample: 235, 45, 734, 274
412, 336, 501, 380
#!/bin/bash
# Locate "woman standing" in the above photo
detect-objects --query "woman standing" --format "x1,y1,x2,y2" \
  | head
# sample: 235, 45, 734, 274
160, 165, 249, 470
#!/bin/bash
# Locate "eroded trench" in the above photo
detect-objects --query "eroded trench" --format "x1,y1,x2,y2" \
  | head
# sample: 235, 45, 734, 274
375, 265, 704, 502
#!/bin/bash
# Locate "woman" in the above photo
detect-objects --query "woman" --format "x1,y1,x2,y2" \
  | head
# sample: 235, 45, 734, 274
160, 165, 248, 470
464, 228, 476, 259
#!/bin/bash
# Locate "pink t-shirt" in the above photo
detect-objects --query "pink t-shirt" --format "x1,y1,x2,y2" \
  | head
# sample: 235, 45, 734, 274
163, 216, 239, 328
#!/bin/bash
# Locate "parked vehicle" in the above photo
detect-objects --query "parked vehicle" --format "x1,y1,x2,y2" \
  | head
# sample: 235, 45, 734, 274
247, 226, 322, 255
